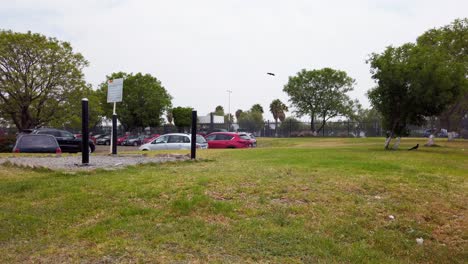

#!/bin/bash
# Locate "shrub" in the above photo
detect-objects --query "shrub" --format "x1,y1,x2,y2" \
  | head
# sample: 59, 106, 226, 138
0, 135, 16, 152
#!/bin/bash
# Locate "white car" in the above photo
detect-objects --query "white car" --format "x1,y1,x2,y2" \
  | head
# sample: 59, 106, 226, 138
139, 133, 208, 151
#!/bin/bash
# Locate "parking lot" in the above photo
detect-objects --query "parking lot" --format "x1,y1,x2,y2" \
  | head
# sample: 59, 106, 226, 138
94, 145, 140, 154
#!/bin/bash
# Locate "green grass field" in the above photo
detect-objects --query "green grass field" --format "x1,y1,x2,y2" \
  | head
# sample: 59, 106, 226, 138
0, 137, 467, 263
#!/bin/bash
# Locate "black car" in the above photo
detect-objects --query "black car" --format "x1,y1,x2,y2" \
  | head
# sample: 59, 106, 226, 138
96, 135, 111, 145
13, 134, 61, 153
32, 128, 95, 153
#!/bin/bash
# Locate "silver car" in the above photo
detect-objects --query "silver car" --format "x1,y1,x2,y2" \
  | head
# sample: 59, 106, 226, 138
139, 133, 208, 151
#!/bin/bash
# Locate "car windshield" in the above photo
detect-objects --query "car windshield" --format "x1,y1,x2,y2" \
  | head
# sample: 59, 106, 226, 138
239, 134, 251, 140
128, 135, 139, 139
196, 135, 207, 143
18, 135, 57, 148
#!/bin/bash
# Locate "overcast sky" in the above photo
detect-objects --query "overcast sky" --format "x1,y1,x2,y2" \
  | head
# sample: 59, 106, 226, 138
1, 0, 467, 120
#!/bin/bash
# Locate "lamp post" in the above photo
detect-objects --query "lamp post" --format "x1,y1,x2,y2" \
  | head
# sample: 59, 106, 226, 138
227, 90, 232, 131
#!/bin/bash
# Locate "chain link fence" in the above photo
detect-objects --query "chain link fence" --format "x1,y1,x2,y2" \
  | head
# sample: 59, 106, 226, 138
1, 117, 467, 139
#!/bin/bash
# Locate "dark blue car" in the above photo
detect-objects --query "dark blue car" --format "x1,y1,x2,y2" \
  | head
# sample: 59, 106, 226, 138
13, 134, 61, 153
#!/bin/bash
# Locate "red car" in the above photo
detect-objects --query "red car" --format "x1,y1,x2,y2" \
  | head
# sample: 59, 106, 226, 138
143, 134, 160, 144
205, 132, 252, 148
117, 135, 129, 145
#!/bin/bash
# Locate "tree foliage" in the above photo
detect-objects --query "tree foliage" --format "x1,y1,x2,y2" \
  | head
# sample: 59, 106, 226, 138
250, 104, 264, 113
0, 30, 89, 130
214, 105, 224, 115
235, 109, 243, 122
269, 99, 288, 136
172, 106, 193, 129
367, 19, 467, 148
283, 68, 355, 133
269, 99, 288, 122
97, 72, 172, 131
238, 110, 264, 132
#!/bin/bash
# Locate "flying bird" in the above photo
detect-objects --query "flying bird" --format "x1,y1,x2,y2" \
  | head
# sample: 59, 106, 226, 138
267, 72, 275, 76
408, 144, 419, 151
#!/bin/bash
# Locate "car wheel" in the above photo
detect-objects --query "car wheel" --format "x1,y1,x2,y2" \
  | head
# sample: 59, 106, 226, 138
105, 141, 110, 145
133, 142, 138, 146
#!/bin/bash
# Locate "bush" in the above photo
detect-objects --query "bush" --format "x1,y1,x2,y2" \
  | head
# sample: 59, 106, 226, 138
0, 135, 16, 152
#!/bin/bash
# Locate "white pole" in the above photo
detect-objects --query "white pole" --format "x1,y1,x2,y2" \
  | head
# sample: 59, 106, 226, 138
227, 90, 232, 131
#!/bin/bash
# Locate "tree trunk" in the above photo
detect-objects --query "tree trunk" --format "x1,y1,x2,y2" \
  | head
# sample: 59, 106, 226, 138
310, 114, 315, 132
322, 119, 326, 136
385, 120, 398, 150
274, 118, 278, 137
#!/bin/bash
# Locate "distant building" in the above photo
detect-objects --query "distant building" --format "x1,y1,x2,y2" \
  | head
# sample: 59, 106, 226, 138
198, 114, 224, 124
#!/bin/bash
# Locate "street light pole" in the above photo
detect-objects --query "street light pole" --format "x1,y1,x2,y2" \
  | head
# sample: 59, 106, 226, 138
227, 90, 232, 131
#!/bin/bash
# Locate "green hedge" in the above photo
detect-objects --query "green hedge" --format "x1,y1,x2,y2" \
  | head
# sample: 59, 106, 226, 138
0, 135, 16, 152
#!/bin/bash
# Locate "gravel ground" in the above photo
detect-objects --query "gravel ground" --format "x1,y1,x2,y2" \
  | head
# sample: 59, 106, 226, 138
0, 153, 190, 171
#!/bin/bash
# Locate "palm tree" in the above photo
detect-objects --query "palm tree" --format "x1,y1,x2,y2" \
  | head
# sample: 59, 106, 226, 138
269, 99, 288, 136
250, 104, 264, 113
235, 109, 243, 122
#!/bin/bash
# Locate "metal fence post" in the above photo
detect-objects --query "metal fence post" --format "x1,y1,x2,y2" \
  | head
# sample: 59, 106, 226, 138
191, 110, 197, 160
81, 98, 89, 164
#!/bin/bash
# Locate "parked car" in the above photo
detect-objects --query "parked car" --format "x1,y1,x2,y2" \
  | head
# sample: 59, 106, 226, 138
117, 135, 129, 145
13, 134, 62, 154
139, 133, 208, 151
205, 132, 251, 148
32, 128, 95, 153
122, 135, 145, 146
74, 133, 97, 144
238, 132, 257, 147
143, 134, 160, 144
96, 135, 111, 145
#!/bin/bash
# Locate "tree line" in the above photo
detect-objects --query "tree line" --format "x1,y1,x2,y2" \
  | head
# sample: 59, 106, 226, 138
0, 18, 466, 148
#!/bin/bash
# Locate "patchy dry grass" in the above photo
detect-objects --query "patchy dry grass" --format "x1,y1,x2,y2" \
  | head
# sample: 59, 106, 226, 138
0, 137, 466, 263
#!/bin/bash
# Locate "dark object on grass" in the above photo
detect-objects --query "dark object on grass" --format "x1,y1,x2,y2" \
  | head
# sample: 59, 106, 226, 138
408, 144, 419, 151
267, 72, 275, 76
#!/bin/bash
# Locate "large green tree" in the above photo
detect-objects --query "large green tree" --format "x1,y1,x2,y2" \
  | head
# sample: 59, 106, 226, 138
0, 30, 89, 131
97, 72, 172, 131
49, 86, 103, 130
367, 19, 467, 148
283, 68, 355, 134
418, 18, 468, 133
269, 99, 288, 136
238, 110, 264, 132
171, 106, 193, 132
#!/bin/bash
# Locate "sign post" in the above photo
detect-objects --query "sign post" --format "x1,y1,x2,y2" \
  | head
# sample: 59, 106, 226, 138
82, 98, 89, 164
107, 78, 123, 155
191, 110, 197, 160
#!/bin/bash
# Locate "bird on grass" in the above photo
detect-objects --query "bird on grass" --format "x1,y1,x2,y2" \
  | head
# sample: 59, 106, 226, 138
267, 72, 275, 76
408, 144, 419, 151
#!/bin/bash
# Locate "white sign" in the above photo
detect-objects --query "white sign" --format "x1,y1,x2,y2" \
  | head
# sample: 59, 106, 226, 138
107, 78, 123, 103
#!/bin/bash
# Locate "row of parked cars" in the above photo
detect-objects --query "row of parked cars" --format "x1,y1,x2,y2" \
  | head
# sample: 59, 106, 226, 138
138, 132, 256, 151
13, 128, 96, 154
12, 129, 257, 153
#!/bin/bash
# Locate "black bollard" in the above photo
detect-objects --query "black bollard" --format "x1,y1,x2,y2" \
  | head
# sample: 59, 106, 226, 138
191, 110, 197, 160
82, 98, 89, 164
112, 114, 117, 154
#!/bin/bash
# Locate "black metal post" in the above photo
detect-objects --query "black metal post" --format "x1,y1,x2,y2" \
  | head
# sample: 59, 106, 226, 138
82, 98, 89, 164
210, 112, 214, 133
191, 110, 197, 160
112, 114, 117, 154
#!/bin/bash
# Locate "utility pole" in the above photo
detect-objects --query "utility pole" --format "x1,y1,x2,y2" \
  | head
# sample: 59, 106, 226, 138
227, 90, 232, 131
